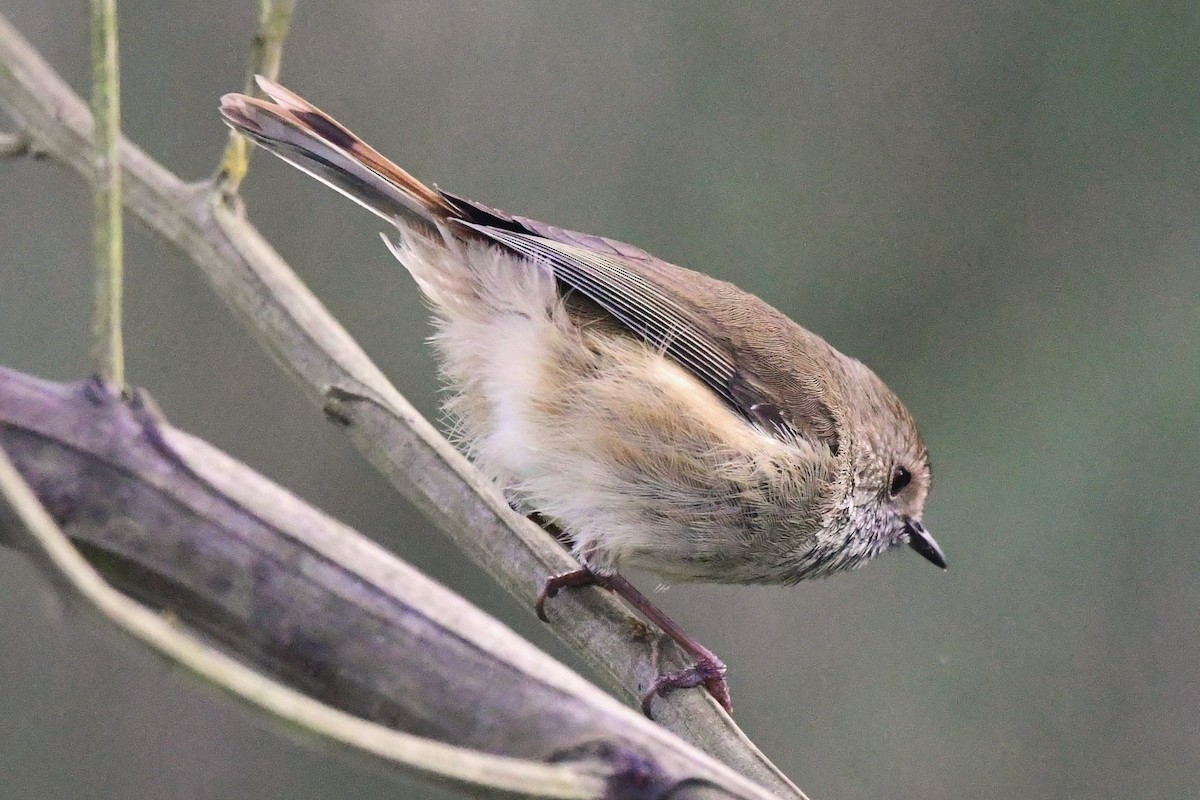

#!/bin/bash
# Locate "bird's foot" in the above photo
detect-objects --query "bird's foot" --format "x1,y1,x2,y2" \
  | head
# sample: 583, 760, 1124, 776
640, 653, 730, 716
535, 564, 733, 716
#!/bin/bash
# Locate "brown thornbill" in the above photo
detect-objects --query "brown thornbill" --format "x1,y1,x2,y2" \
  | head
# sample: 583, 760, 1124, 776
220, 78, 945, 715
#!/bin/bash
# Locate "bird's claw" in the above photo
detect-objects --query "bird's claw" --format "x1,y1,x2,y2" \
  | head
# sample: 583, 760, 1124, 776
535, 567, 602, 622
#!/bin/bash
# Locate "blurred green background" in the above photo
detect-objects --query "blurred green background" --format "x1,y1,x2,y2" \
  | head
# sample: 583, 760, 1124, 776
1, 2, 1197, 799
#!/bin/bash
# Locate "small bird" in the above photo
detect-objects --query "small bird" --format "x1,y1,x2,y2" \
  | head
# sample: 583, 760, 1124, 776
220, 77, 945, 716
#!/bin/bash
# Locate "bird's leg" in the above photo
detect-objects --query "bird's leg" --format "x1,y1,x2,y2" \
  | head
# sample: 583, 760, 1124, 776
524, 510, 600, 621
601, 573, 731, 716
527, 510, 732, 714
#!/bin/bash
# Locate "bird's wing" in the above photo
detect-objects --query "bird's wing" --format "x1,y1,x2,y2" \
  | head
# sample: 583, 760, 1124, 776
460, 221, 740, 401
447, 203, 801, 440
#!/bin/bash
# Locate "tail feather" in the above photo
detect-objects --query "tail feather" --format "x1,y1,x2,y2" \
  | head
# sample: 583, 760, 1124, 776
219, 76, 457, 230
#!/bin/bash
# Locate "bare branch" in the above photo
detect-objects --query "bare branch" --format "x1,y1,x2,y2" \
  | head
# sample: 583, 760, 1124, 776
0, 12, 805, 798
215, 0, 297, 193
88, 0, 124, 386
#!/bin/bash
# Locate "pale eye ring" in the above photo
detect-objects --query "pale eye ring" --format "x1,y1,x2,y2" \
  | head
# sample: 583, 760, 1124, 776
889, 466, 912, 497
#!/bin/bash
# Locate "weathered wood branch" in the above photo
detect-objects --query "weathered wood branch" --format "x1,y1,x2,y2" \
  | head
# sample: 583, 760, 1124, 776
0, 366, 781, 799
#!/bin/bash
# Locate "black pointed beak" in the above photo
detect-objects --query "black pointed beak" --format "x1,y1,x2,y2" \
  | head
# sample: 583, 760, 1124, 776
904, 518, 947, 569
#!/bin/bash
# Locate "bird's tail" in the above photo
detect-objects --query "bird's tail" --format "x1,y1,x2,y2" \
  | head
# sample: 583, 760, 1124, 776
219, 76, 457, 230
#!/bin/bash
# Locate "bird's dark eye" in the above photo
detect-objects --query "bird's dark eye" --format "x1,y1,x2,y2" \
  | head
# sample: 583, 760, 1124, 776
889, 466, 912, 497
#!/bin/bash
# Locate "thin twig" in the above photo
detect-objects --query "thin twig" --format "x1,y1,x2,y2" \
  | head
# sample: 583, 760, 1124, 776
215, 0, 297, 194
0, 13, 805, 798
88, 0, 124, 387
